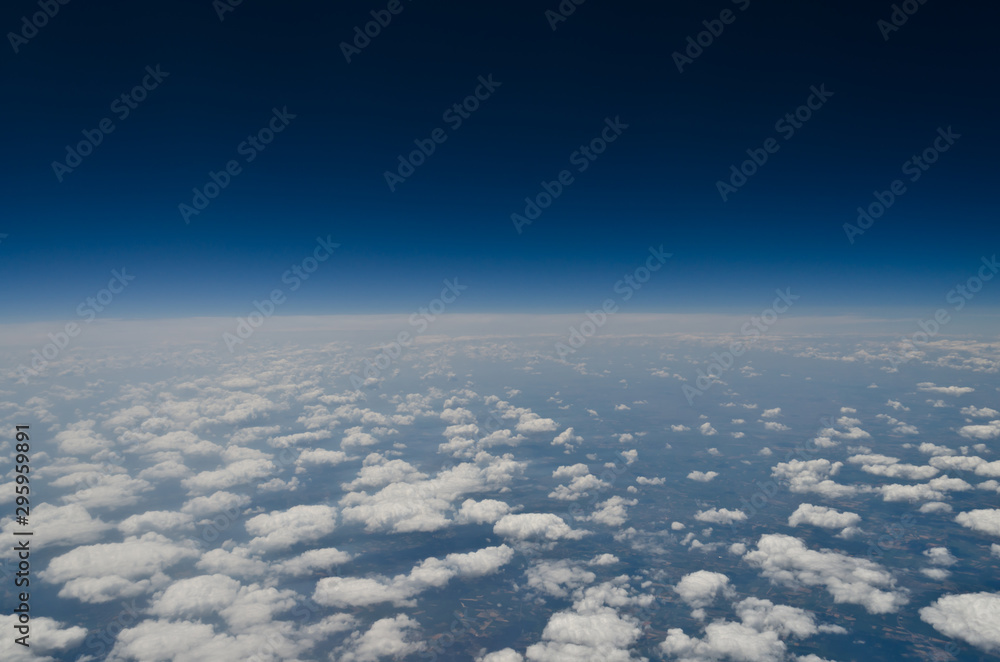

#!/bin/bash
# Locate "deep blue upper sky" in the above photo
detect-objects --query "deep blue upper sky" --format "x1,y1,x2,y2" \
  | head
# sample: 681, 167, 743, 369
1, 0, 998, 320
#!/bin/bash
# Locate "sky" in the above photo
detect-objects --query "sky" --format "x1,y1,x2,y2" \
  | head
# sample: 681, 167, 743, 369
2, 0, 998, 321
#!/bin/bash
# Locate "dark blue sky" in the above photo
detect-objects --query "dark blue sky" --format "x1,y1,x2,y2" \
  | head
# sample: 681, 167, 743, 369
2, 0, 998, 321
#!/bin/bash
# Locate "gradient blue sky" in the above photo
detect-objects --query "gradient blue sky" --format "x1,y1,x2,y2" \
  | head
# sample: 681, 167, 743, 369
2, 0, 997, 321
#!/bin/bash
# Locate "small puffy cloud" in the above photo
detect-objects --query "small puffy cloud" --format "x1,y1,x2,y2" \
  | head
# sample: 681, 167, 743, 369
588, 553, 619, 566
456, 498, 511, 525
314, 545, 514, 608
245, 504, 338, 552
180, 490, 250, 519
526, 560, 596, 597
920, 593, 1000, 652
117, 510, 194, 536
744, 534, 908, 614
962, 406, 1000, 418
687, 471, 719, 482
917, 382, 974, 396
923, 547, 957, 566
698, 422, 717, 436
674, 570, 735, 610
959, 420, 1000, 440
338, 614, 427, 662
552, 427, 583, 449
477, 650, 524, 662
277, 547, 353, 575
671, 424, 690, 432
585, 496, 638, 527
493, 513, 588, 541
0, 615, 86, 661
694, 508, 747, 525
516, 413, 559, 434
787, 504, 861, 537
552, 464, 590, 479
763, 421, 790, 431
761, 408, 782, 418
772, 459, 859, 499
0, 503, 111, 556
955, 509, 1000, 537
40, 532, 200, 603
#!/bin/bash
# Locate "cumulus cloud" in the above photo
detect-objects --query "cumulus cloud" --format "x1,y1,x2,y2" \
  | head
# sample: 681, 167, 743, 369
674, 571, 735, 610
687, 471, 718, 482
456, 498, 512, 524
313, 545, 514, 608
920, 593, 1000, 652
955, 509, 1000, 537
959, 420, 1000, 440
552, 427, 583, 450
694, 508, 747, 525
771, 459, 859, 498
787, 504, 861, 537
40, 532, 200, 603
743, 534, 908, 614
526, 560, 596, 598
917, 382, 974, 396
245, 504, 338, 552
494, 513, 588, 541
962, 406, 1000, 418
0, 615, 87, 662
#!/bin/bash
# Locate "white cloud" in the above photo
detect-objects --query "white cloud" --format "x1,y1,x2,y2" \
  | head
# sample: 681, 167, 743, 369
526, 560, 596, 598
245, 504, 338, 552
674, 570, 734, 610
313, 545, 514, 608
959, 420, 1000, 440
40, 532, 200, 603
955, 509, 1000, 537
456, 498, 511, 524
744, 534, 908, 614
687, 471, 719, 482
694, 508, 747, 525
962, 406, 1000, 418
0, 615, 87, 662
920, 593, 1000, 652
761, 408, 782, 418
787, 504, 861, 537
494, 513, 588, 541
917, 382, 974, 395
